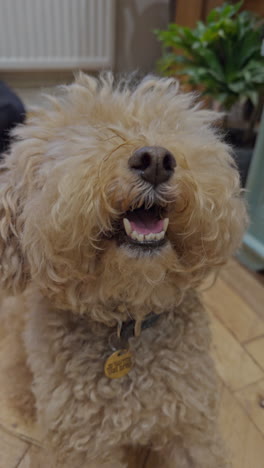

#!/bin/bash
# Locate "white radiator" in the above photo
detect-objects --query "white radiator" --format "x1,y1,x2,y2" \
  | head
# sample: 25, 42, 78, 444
0, 0, 115, 70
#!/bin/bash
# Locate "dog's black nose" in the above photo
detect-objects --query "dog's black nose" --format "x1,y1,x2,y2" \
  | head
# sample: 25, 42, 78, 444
128, 146, 176, 186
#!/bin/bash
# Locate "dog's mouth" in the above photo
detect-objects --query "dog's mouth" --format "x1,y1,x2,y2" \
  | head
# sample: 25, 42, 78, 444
117, 204, 169, 251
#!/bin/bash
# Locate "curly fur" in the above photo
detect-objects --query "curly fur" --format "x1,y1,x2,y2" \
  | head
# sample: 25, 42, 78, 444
0, 73, 247, 467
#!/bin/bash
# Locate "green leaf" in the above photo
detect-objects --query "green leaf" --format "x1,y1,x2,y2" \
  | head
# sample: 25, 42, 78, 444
206, 8, 220, 24
230, 1, 244, 16
228, 81, 247, 92
250, 73, 264, 84
181, 27, 197, 44
235, 32, 262, 68
243, 70, 252, 82
197, 48, 224, 79
217, 92, 231, 103
221, 38, 237, 80
196, 21, 206, 37
220, 1, 243, 19
154, 0, 262, 110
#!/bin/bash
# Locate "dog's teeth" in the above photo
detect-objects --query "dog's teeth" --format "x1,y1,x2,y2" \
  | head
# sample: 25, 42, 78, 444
145, 232, 165, 241
146, 233, 155, 241
123, 218, 132, 235
132, 232, 144, 242
131, 231, 138, 240
157, 231, 165, 240
130, 230, 165, 243
163, 218, 169, 233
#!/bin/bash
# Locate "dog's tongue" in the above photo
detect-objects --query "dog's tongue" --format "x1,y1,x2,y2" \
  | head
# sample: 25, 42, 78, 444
127, 211, 164, 235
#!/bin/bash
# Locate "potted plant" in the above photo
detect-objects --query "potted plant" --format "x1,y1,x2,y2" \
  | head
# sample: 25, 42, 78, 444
154, 1, 264, 186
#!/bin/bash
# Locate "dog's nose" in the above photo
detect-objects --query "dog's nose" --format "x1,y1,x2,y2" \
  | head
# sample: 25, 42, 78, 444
128, 146, 176, 186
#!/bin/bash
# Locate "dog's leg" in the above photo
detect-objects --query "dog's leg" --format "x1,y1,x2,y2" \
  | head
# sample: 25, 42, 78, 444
87, 457, 127, 468
82, 448, 128, 468
145, 436, 230, 468
28, 443, 150, 468
28, 446, 128, 468
145, 439, 191, 468
0, 296, 36, 423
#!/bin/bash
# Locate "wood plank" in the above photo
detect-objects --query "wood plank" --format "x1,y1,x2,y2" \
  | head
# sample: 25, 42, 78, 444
243, 0, 264, 16
245, 336, 264, 371
219, 385, 264, 468
203, 277, 264, 343
175, 0, 204, 27
17, 451, 30, 468
220, 258, 264, 320
17, 446, 39, 468
17, 445, 49, 468
235, 379, 264, 436
0, 427, 28, 468
17, 446, 56, 468
208, 310, 263, 390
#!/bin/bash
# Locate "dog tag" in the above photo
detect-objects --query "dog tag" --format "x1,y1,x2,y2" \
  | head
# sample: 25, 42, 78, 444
104, 349, 133, 379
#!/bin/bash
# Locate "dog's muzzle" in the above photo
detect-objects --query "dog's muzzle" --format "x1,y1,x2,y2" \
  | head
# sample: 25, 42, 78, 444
106, 146, 176, 253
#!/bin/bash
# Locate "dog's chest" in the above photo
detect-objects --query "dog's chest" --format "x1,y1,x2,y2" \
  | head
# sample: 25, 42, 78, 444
26, 298, 215, 451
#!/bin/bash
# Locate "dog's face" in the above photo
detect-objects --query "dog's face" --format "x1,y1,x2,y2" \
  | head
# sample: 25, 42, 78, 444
0, 74, 247, 317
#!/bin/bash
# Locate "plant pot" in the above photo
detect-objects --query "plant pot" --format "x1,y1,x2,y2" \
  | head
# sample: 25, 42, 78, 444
224, 128, 256, 187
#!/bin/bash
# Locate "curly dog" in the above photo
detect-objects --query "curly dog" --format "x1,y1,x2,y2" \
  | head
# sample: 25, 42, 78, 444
0, 74, 247, 467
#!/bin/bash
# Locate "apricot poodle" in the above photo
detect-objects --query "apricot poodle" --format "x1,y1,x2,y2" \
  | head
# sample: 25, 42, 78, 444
0, 74, 247, 467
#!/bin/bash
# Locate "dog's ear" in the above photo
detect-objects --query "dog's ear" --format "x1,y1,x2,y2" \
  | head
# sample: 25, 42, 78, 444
0, 145, 29, 296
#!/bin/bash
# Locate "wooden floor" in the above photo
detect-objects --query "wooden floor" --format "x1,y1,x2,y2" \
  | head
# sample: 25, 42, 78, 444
0, 259, 263, 468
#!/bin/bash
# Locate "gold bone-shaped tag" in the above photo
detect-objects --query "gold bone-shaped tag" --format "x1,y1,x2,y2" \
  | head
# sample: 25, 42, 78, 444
104, 349, 133, 379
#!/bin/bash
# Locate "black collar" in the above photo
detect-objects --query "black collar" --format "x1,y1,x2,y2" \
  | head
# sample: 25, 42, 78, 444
108, 313, 160, 351
120, 313, 160, 341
